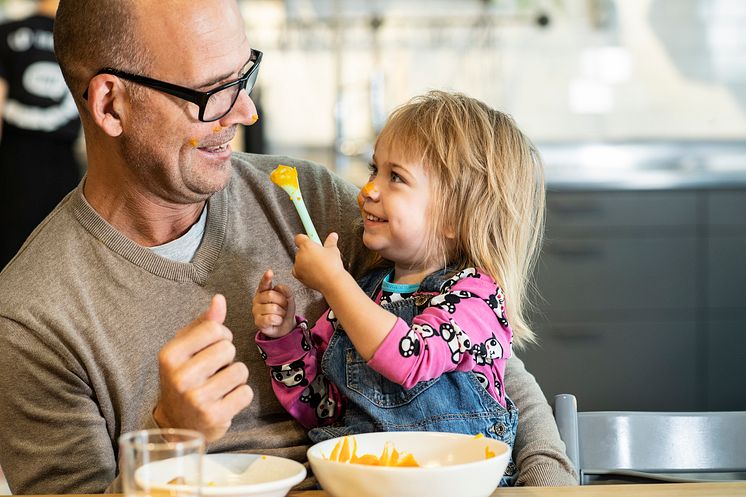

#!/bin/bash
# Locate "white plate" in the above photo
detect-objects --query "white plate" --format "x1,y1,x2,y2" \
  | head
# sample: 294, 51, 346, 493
135, 453, 307, 497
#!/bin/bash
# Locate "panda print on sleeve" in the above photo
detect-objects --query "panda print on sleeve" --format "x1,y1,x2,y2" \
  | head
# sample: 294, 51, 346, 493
299, 375, 338, 420
270, 360, 309, 387
256, 308, 344, 428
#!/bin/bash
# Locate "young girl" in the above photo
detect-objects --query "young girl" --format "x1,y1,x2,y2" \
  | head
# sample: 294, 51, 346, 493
252, 91, 544, 485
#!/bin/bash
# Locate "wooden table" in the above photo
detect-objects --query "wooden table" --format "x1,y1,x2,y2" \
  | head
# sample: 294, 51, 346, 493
286, 482, 746, 496
28, 483, 745, 497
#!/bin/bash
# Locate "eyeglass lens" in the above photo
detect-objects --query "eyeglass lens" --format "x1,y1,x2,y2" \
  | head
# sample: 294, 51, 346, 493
203, 60, 260, 121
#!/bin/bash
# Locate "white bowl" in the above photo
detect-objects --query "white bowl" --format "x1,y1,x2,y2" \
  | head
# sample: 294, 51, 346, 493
135, 453, 306, 497
307, 432, 510, 497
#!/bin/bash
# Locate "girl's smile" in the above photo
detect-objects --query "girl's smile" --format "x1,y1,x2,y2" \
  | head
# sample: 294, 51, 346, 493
363, 211, 387, 225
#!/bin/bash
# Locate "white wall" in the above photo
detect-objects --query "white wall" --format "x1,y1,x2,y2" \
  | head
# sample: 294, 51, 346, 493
240, 0, 746, 156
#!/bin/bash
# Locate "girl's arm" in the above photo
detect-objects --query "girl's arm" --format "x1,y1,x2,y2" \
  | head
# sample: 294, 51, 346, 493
255, 311, 344, 429
292, 234, 508, 391
293, 233, 398, 360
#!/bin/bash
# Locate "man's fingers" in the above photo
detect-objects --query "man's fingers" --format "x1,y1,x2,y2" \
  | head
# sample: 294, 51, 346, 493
200, 361, 250, 401
195, 363, 252, 415
161, 320, 232, 369
185, 338, 238, 384
183, 364, 253, 442
219, 384, 254, 420
200, 294, 227, 324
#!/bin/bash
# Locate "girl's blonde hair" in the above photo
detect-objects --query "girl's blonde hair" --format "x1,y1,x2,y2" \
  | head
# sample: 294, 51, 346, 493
375, 91, 545, 346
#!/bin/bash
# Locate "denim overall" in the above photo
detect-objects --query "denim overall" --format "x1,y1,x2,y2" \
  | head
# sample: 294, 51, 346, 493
308, 266, 519, 486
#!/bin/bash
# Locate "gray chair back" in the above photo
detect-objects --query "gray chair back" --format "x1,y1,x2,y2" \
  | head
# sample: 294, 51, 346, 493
554, 393, 746, 485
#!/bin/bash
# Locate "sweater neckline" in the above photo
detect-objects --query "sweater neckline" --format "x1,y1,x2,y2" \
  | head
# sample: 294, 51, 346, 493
70, 181, 227, 284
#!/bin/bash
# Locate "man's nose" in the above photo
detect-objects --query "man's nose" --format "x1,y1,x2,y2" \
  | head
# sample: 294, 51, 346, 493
219, 89, 257, 127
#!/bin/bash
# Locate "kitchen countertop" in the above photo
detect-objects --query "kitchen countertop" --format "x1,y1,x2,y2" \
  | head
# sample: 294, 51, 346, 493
538, 141, 746, 191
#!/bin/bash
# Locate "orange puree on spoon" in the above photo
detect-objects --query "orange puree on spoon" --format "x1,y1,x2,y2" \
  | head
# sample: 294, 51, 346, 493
270, 164, 321, 244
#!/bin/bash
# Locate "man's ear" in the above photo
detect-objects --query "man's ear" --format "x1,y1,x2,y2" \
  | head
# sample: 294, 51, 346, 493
85, 75, 127, 137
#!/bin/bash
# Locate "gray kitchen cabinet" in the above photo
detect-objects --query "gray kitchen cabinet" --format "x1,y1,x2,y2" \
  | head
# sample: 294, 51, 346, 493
705, 319, 746, 410
706, 190, 746, 228
522, 188, 746, 411
703, 191, 746, 410
539, 236, 697, 316
707, 235, 746, 309
523, 320, 699, 411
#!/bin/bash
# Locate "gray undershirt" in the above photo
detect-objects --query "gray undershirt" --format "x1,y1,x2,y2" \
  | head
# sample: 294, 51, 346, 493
149, 205, 207, 263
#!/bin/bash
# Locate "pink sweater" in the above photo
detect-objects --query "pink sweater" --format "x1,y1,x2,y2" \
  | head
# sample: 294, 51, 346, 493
256, 268, 513, 429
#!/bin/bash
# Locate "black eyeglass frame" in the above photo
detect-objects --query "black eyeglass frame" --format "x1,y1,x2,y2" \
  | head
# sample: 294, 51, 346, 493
82, 49, 262, 122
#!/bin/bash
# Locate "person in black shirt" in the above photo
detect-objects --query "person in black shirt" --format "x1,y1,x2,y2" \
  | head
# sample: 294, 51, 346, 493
0, 0, 81, 268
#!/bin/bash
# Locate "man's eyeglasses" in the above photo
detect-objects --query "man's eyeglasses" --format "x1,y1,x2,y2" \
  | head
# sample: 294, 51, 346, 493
83, 49, 262, 122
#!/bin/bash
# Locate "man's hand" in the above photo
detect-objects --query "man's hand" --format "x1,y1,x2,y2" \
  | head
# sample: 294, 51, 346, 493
153, 294, 253, 442
251, 269, 296, 338
292, 232, 346, 293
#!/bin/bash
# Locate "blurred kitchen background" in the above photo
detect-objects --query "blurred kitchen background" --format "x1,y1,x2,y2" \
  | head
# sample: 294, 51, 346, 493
1, 0, 744, 421
243, 0, 746, 414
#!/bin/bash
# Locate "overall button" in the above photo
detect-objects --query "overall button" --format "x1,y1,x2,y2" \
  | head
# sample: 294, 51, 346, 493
414, 294, 432, 306
505, 461, 517, 475
493, 422, 506, 436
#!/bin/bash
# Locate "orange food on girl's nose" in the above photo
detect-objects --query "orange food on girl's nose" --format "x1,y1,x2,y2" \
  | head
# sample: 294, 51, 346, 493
361, 181, 377, 197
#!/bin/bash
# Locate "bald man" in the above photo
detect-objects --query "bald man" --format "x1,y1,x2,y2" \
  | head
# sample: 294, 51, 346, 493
0, 1, 576, 493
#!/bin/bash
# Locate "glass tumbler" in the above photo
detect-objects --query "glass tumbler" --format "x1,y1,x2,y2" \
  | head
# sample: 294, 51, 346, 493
120, 428, 204, 497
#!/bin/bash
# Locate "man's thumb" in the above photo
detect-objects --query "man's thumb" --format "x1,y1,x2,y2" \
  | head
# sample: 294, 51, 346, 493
202, 294, 227, 324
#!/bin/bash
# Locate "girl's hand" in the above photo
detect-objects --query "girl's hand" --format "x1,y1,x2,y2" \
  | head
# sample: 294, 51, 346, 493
251, 269, 296, 338
293, 233, 346, 293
